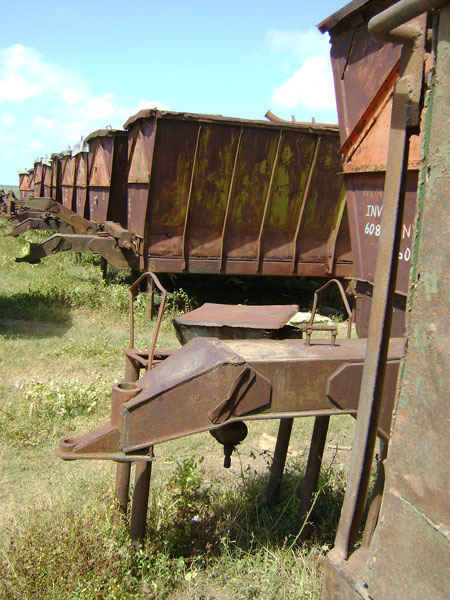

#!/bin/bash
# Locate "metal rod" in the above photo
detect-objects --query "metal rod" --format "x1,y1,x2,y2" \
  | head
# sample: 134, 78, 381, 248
115, 462, 131, 516
266, 418, 294, 507
324, 182, 347, 275
219, 127, 244, 272
369, 0, 446, 42
181, 124, 202, 271
291, 136, 321, 274
256, 129, 283, 273
100, 256, 108, 280
295, 415, 330, 540
130, 446, 153, 543
309, 279, 353, 339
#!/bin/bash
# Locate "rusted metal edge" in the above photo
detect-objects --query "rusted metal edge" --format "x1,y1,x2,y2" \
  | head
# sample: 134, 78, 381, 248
124, 109, 339, 136
181, 123, 202, 271
291, 136, 322, 273
341, 60, 401, 158
318, 0, 379, 33
219, 127, 244, 272
325, 183, 347, 275
121, 409, 358, 455
256, 129, 283, 273
85, 129, 127, 143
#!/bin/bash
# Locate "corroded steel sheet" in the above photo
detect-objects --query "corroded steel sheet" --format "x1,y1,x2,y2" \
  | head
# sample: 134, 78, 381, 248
321, 3, 449, 599
320, 0, 421, 302
85, 129, 128, 227
33, 158, 52, 198
19, 169, 35, 202
173, 303, 299, 329
124, 110, 353, 277
57, 336, 404, 459
74, 149, 89, 219
50, 153, 62, 202
61, 152, 76, 211
172, 303, 301, 343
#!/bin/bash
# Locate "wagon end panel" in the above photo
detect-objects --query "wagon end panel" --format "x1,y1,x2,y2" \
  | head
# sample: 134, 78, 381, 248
108, 135, 128, 227
127, 117, 157, 241
61, 155, 76, 212
74, 152, 89, 219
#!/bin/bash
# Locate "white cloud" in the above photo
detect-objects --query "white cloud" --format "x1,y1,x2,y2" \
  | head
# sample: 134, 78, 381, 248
28, 140, 44, 150
0, 44, 171, 181
35, 116, 55, 128
136, 99, 171, 111
265, 28, 328, 58
272, 56, 335, 111
261, 28, 336, 118
0, 73, 41, 101
0, 113, 15, 125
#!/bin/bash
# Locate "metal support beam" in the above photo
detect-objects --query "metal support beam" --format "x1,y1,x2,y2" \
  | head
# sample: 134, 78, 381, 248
296, 415, 330, 540
266, 418, 293, 507
130, 447, 153, 543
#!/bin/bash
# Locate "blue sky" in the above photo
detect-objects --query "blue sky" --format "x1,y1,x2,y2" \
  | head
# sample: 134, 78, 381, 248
0, 0, 344, 184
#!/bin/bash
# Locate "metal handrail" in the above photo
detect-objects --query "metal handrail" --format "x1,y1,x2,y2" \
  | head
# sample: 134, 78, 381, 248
129, 272, 168, 371
309, 278, 353, 339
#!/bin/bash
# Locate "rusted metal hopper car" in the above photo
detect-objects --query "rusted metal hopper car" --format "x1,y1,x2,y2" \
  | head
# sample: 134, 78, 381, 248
319, 0, 424, 335
17, 112, 354, 281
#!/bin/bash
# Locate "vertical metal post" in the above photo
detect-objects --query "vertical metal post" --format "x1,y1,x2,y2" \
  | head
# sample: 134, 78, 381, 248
100, 256, 108, 280
130, 448, 154, 543
256, 129, 283, 273
181, 124, 202, 271
291, 137, 321, 274
112, 382, 140, 518
219, 127, 244, 273
266, 418, 293, 507
115, 461, 132, 516
296, 415, 330, 540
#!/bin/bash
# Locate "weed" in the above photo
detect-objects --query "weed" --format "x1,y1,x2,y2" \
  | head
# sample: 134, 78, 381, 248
0, 378, 111, 447
165, 288, 198, 315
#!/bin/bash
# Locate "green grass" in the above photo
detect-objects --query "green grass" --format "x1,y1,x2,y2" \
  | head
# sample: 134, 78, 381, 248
0, 219, 358, 600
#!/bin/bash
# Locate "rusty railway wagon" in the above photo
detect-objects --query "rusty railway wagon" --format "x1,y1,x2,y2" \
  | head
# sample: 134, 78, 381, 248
319, 0, 425, 335
53, 2, 449, 598
319, 0, 450, 598
14, 111, 354, 283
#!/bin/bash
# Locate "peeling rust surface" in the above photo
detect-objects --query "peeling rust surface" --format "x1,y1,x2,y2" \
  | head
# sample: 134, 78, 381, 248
124, 110, 353, 277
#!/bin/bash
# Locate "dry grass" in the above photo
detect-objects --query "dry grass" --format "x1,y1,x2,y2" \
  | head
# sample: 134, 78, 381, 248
0, 221, 357, 599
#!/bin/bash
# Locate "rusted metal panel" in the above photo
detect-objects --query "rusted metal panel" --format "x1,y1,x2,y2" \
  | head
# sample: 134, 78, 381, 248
61, 152, 76, 211
86, 129, 128, 227
74, 147, 89, 219
344, 170, 418, 291
172, 303, 301, 344
321, 2, 449, 598
32, 158, 53, 198
320, 0, 425, 337
57, 336, 404, 459
124, 110, 353, 278
361, 4, 450, 597
50, 152, 63, 203
19, 169, 34, 202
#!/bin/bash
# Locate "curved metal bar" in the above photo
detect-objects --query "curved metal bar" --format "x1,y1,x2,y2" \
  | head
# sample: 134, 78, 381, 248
129, 271, 168, 371
309, 278, 353, 339
369, 0, 445, 43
